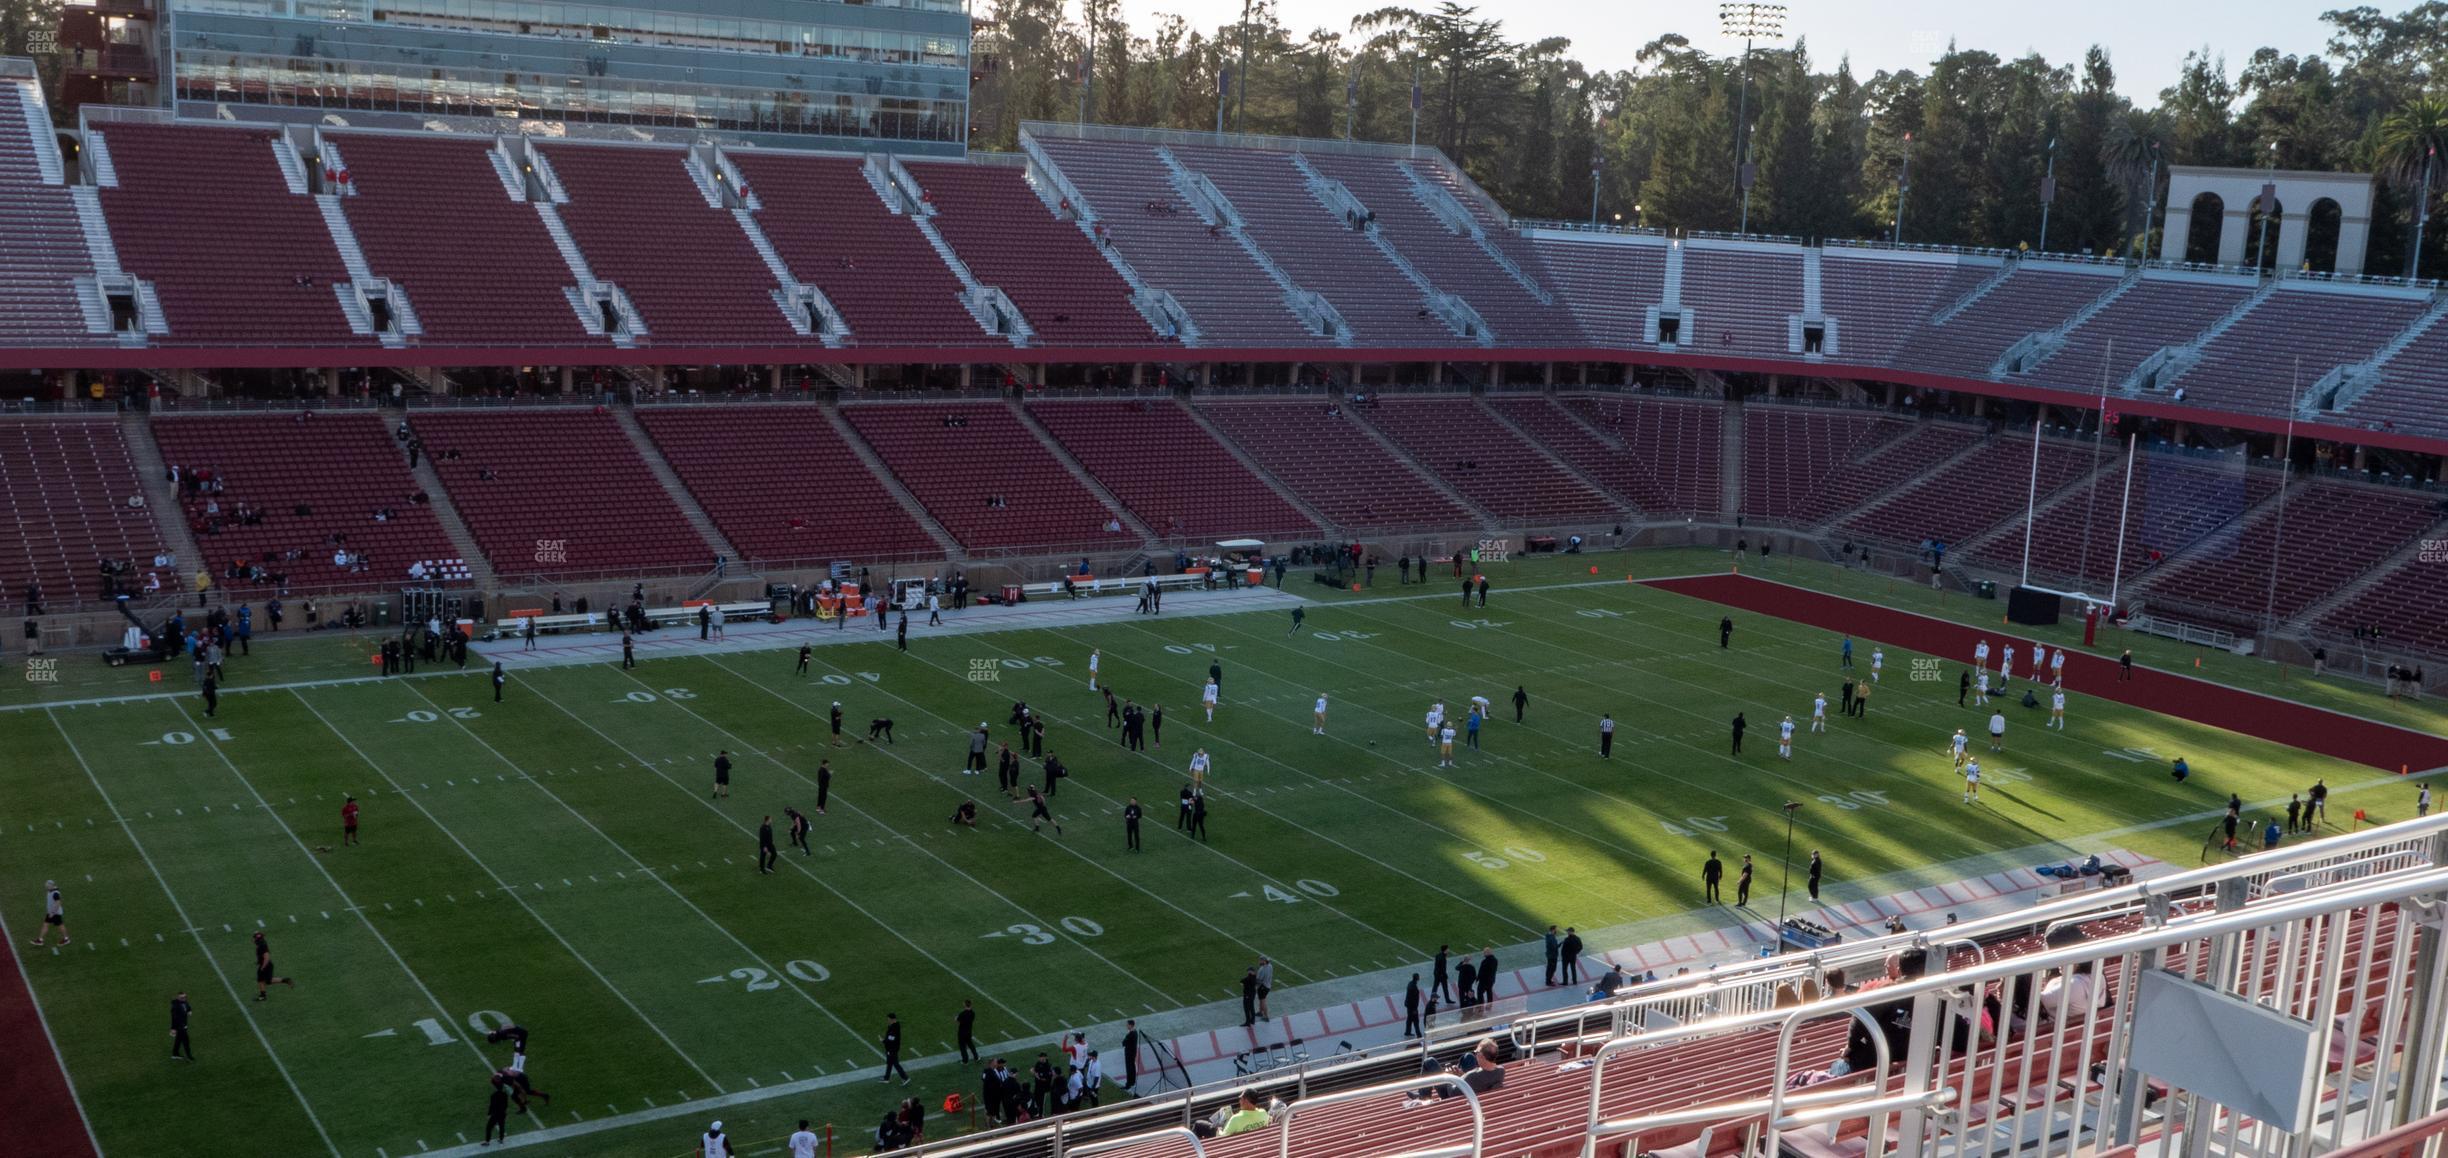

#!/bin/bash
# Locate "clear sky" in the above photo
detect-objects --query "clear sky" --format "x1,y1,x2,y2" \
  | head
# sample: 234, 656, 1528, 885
1108, 0, 2339, 104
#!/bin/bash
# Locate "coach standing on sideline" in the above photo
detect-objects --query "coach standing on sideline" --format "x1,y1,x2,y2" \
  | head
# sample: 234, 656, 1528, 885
956, 999, 979, 1063
880, 1013, 910, 1084
491, 661, 507, 702
169, 991, 194, 1060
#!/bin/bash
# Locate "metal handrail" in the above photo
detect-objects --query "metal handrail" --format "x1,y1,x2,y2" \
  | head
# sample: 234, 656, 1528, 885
1279, 1073, 1485, 1158
1581, 1006, 1892, 1157
1066, 1125, 1207, 1158
1772, 1086, 1958, 1131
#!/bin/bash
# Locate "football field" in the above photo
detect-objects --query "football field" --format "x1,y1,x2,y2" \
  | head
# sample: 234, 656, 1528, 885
3, 552, 2440, 1158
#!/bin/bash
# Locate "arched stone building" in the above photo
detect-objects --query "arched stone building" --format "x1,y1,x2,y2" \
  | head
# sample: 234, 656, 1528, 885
2160, 166, 2376, 275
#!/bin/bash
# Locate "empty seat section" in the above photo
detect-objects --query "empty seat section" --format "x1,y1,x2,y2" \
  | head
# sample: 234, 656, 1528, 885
1964, 451, 2281, 587
540, 143, 802, 346
1553, 395, 1725, 515
1819, 255, 1991, 364
2318, 530, 2448, 654
2142, 482, 2443, 629
96, 122, 366, 346
1681, 247, 1802, 354
2017, 277, 2249, 389
1033, 137, 1326, 346
2350, 312, 2448, 439
0, 80, 97, 347
725, 153, 996, 348
1483, 395, 1675, 511
2174, 288, 2426, 416
1173, 146, 1451, 346
407, 410, 712, 575
1305, 154, 1582, 346
633, 406, 938, 564
1531, 238, 1666, 346
1196, 401, 1474, 530
150, 413, 459, 594
1895, 267, 2120, 377
840, 404, 1123, 552
1839, 432, 2100, 549
904, 161, 1159, 347
1360, 396, 1613, 522
1026, 400, 1316, 539
1742, 412, 1961, 527
328, 133, 593, 346
0, 419, 171, 606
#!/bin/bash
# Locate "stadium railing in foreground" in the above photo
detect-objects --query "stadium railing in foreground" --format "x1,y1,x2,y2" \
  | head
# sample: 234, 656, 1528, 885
892, 817, 2448, 1158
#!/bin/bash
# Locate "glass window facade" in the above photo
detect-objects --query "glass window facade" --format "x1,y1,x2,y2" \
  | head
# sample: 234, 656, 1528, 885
165, 0, 970, 153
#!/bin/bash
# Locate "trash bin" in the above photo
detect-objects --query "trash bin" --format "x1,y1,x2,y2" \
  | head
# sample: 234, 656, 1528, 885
1976, 580, 1997, 599
375, 600, 391, 626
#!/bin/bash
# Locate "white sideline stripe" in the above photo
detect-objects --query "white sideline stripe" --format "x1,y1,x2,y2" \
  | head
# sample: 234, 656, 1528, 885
704, 654, 1356, 981
160, 700, 519, 1112
43, 708, 343, 1158
509, 674, 1033, 1039
288, 690, 725, 1093
386, 680, 878, 1060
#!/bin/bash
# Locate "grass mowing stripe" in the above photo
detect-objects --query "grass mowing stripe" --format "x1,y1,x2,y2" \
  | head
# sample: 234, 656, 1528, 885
511, 670, 1040, 1041
902, 628, 1547, 940
1103, 615, 1708, 901
594, 663, 1177, 1012
289, 689, 726, 1092
702, 655, 1318, 984
161, 700, 513, 1094
387, 680, 876, 1062
43, 708, 344, 1158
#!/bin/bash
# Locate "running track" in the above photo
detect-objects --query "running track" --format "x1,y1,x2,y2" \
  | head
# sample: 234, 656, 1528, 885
0, 932, 95, 1157
1644, 573, 2448, 776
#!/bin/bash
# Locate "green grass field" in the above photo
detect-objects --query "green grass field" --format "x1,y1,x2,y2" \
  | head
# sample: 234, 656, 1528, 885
0, 551, 2428, 1158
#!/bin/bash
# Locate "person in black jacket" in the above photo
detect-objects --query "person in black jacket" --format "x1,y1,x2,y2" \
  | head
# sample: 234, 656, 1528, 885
169, 991, 194, 1060
955, 999, 978, 1063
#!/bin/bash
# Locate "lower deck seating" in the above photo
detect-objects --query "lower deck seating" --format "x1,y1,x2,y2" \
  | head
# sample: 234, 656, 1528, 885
407, 409, 712, 576
0, 419, 173, 607
1960, 451, 2280, 588
1195, 400, 1477, 530
1026, 400, 1317, 539
150, 413, 459, 595
1559, 396, 1724, 515
1838, 433, 2101, 549
1741, 407, 1917, 525
1363, 397, 1616, 523
840, 403, 1126, 552
2142, 482, 2446, 628
634, 406, 941, 564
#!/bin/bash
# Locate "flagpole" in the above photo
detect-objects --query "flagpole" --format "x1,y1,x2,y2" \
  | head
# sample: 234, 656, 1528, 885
2260, 358, 2301, 632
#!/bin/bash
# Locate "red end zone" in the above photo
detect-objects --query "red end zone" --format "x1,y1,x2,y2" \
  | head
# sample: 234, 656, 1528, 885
0, 933, 97, 1158
1643, 573, 2448, 776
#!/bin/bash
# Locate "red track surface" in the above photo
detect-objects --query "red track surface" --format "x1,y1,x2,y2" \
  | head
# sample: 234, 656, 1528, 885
0, 934, 96, 1158
1644, 573, 2448, 776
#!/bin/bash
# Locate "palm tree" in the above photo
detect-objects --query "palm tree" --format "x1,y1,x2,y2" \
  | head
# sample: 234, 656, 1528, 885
2374, 96, 2448, 279
2102, 108, 2169, 257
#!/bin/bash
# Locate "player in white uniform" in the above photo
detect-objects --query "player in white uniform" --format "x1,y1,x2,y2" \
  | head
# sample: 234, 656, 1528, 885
1188, 748, 1211, 791
2001, 645, 2017, 686
1988, 710, 2007, 751
1871, 648, 1884, 683
2031, 644, 2049, 682
1201, 677, 1219, 721
1810, 693, 1828, 732
1778, 715, 1796, 759
1438, 725, 1456, 767
2050, 688, 2067, 729
1975, 640, 1991, 674
1950, 728, 1970, 768
1313, 694, 1329, 735
2050, 649, 2065, 685
1975, 671, 1990, 705
1962, 757, 1982, 804
1088, 649, 1100, 690
1425, 703, 1445, 744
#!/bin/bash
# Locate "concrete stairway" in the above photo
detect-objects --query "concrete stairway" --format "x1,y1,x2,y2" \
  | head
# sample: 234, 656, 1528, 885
819, 405, 966, 561
1007, 399, 1160, 544
119, 412, 204, 573
1346, 405, 1503, 531
1177, 401, 1339, 535
407, 454, 500, 593
608, 405, 748, 568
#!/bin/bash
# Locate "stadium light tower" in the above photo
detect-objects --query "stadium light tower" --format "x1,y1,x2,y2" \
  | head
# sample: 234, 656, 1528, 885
1719, 3, 1786, 236
2038, 136, 2057, 252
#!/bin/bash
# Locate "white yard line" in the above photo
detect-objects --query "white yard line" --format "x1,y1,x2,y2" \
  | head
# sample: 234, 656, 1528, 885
383, 680, 880, 1059
43, 708, 344, 1158
288, 689, 726, 1092
509, 674, 1046, 1038
594, 662, 1176, 1008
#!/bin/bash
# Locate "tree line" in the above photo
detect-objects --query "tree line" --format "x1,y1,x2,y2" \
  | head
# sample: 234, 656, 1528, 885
970, 0, 2448, 277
